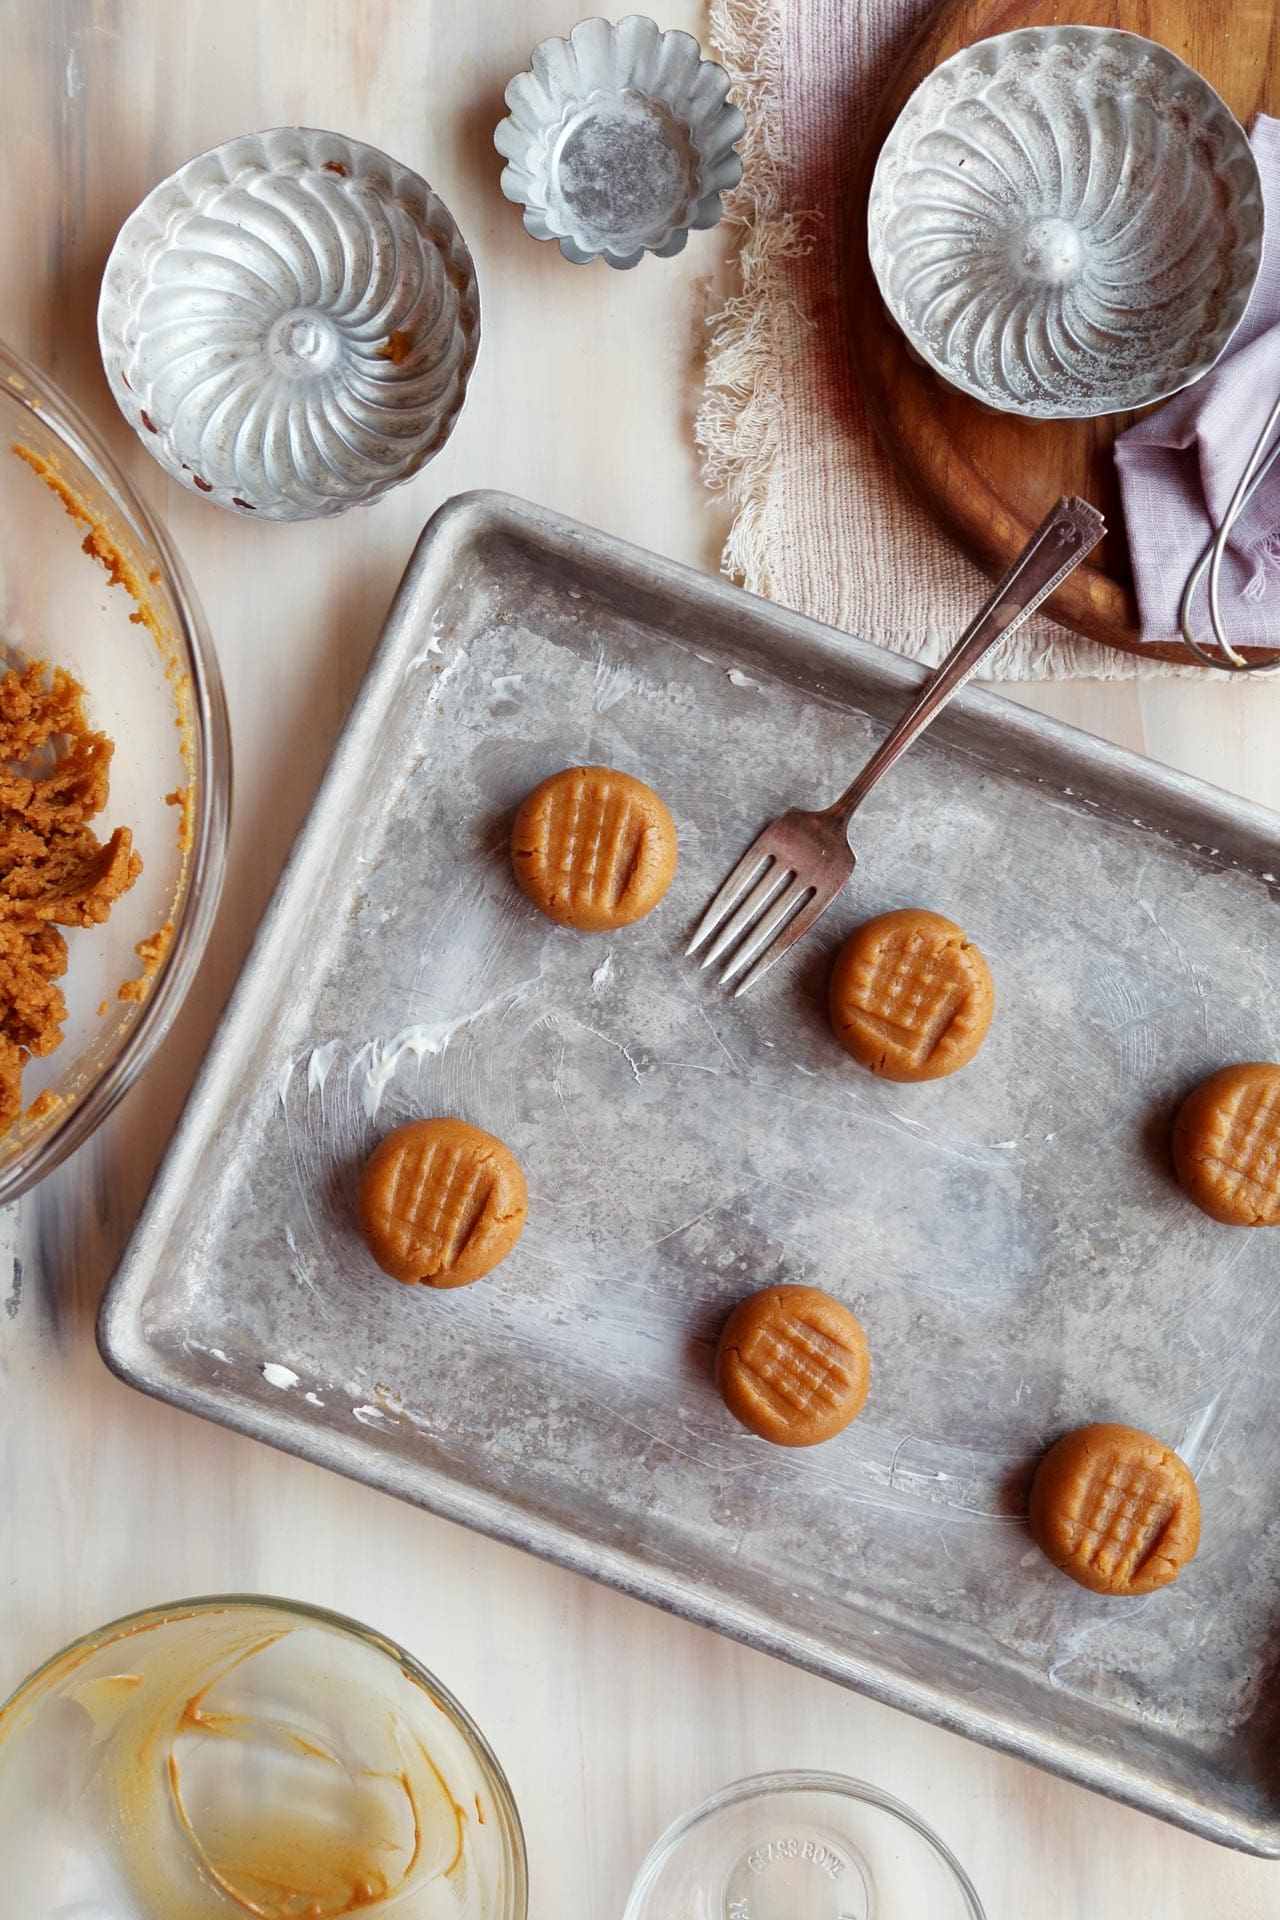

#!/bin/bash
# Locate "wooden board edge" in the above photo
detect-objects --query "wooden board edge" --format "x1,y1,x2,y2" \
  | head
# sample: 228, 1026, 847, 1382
838, 0, 1268, 670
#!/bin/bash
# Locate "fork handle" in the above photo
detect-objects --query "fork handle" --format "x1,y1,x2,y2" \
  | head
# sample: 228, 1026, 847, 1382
825, 496, 1105, 832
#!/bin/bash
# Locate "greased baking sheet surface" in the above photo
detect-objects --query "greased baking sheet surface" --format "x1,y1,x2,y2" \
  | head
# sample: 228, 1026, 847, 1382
102, 494, 1280, 1851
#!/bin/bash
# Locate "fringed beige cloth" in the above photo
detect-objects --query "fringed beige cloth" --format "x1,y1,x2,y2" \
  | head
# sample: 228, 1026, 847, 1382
696, 0, 1175, 678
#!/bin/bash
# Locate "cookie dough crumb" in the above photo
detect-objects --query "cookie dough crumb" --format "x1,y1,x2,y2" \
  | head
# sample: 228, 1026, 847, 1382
166, 784, 194, 854
119, 921, 174, 1004
25, 1089, 61, 1123
12, 445, 183, 686
376, 329, 413, 365
97, 999, 110, 1018
0, 660, 142, 1131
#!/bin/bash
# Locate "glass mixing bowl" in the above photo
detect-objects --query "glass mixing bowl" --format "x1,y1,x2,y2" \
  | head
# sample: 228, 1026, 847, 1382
0, 340, 229, 1201
625, 1770, 985, 1919
0, 1594, 527, 1918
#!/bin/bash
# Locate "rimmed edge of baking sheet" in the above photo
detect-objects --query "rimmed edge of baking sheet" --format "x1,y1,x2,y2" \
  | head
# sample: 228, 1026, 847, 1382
100, 490, 1280, 1855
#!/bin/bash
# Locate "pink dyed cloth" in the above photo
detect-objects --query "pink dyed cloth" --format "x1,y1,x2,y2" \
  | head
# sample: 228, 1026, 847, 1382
1114, 116, 1280, 649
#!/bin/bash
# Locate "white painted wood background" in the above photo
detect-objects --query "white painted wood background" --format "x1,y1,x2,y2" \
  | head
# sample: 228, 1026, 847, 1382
3, 2, 1280, 1912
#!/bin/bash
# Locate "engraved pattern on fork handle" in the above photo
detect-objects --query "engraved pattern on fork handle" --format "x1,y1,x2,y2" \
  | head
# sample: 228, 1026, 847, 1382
826, 496, 1106, 837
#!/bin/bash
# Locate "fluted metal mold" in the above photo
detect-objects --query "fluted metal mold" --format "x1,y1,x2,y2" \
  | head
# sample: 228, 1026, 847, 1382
496, 14, 744, 270
99, 128, 480, 520
867, 28, 1264, 420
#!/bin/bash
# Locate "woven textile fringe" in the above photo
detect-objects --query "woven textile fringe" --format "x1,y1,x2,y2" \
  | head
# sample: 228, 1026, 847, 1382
696, 0, 817, 602
696, 0, 1188, 679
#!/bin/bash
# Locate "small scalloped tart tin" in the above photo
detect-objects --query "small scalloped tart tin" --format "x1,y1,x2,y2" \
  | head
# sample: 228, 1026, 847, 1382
867, 27, 1263, 419
624, 1772, 985, 1920
496, 14, 744, 269
99, 127, 480, 520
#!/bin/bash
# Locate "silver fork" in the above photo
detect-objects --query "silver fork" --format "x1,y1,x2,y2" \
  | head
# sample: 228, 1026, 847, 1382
688, 495, 1106, 995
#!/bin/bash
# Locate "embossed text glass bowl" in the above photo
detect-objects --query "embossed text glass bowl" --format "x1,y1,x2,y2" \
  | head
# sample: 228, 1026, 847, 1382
625, 1770, 985, 1919
867, 27, 1264, 419
99, 127, 481, 519
0, 341, 229, 1203
0, 1594, 527, 1919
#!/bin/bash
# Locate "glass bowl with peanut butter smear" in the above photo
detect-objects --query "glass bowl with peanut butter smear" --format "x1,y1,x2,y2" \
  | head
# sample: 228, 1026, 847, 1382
0, 1595, 527, 1918
0, 341, 229, 1201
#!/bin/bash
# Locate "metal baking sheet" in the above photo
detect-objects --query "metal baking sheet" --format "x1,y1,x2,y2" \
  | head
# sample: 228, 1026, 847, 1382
101, 492, 1280, 1852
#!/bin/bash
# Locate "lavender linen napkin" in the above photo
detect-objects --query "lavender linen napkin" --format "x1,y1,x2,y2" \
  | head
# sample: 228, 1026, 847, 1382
1115, 115, 1280, 648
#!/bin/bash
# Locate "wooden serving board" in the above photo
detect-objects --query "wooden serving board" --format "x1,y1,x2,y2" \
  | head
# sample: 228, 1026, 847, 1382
845, 0, 1279, 664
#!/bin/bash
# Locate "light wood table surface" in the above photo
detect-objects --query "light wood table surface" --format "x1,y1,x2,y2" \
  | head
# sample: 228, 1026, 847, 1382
3, 3, 1280, 1913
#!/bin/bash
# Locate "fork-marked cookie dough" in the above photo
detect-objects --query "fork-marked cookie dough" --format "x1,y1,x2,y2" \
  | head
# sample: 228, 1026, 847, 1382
716, 1284, 870, 1447
1028, 1423, 1201, 1596
511, 765, 677, 931
828, 907, 993, 1082
1172, 1062, 1280, 1226
358, 1118, 527, 1287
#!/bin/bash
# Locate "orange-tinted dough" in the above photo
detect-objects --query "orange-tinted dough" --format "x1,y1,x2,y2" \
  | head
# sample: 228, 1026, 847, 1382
0, 660, 142, 1132
1028, 1422, 1201, 1596
828, 907, 993, 1082
357, 1118, 527, 1287
1172, 1063, 1280, 1227
511, 765, 677, 931
716, 1283, 870, 1447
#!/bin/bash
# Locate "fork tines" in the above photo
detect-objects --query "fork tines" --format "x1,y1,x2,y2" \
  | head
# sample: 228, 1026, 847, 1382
686, 834, 826, 995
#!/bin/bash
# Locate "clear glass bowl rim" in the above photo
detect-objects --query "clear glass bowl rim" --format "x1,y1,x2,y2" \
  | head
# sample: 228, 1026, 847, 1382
624, 1766, 986, 1918
0, 337, 231, 1204
0, 1590, 530, 1916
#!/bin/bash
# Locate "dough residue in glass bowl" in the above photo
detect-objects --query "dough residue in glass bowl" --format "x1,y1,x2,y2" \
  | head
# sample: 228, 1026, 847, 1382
0, 660, 141, 1129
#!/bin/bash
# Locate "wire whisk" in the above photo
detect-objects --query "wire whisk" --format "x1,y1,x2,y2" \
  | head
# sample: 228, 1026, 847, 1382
1180, 384, 1280, 672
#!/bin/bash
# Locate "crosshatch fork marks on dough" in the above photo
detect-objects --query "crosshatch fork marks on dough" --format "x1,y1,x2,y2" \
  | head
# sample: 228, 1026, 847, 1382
851, 930, 968, 1067
530, 771, 646, 915
379, 1134, 497, 1273
1203, 1078, 1280, 1221
1064, 1451, 1181, 1589
738, 1314, 861, 1419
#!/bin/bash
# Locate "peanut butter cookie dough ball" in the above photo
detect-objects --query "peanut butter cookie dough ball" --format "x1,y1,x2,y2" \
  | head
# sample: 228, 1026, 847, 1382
716, 1284, 870, 1447
1172, 1063, 1280, 1226
511, 765, 677, 931
829, 907, 994, 1082
358, 1118, 527, 1287
1028, 1423, 1201, 1596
